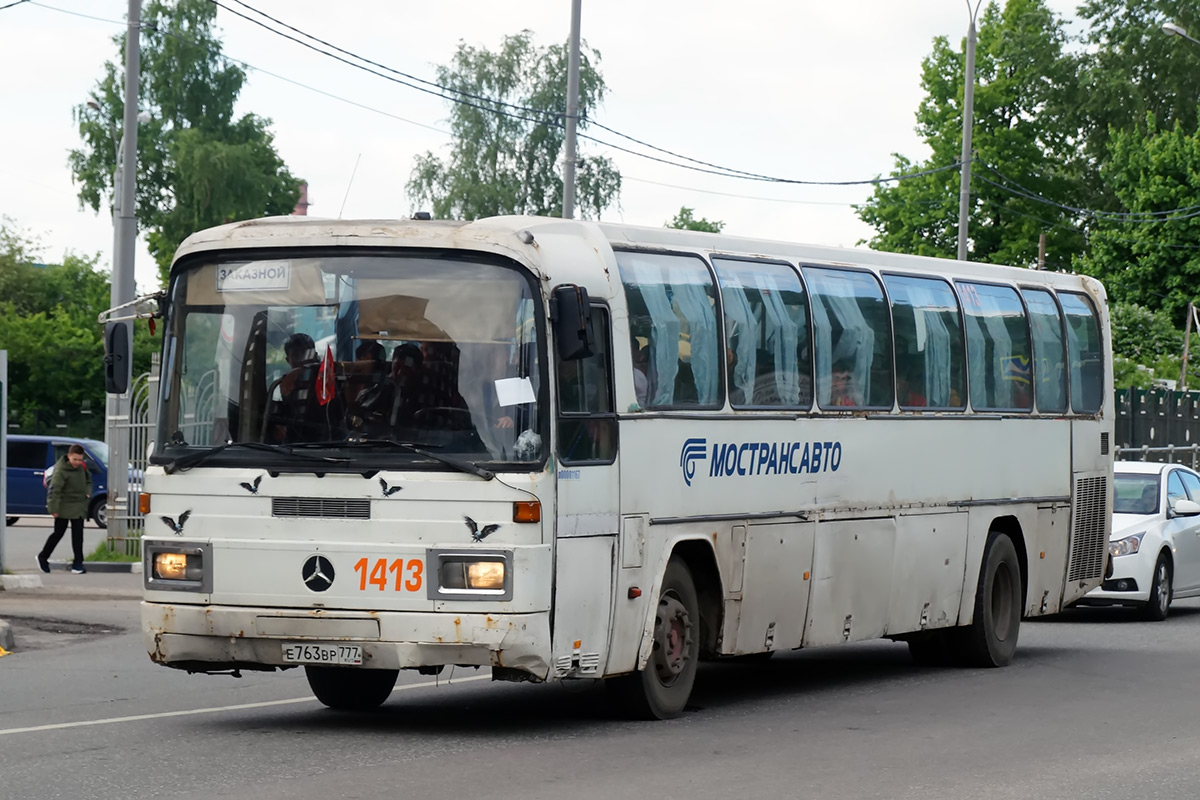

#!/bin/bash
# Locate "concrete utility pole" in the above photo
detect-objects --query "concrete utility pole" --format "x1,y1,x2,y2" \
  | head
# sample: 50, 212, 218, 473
561, 0, 582, 219
957, 0, 983, 262
106, 0, 142, 543
1, 351, 7, 575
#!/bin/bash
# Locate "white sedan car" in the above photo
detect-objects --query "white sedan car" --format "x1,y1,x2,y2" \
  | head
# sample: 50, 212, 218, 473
1081, 461, 1200, 620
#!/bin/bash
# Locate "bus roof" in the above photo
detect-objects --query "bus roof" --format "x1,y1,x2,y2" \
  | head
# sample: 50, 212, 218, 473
170, 214, 1104, 299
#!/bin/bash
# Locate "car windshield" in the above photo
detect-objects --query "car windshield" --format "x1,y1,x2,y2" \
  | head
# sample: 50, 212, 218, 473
88, 441, 109, 467
1113, 473, 1159, 515
155, 253, 545, 471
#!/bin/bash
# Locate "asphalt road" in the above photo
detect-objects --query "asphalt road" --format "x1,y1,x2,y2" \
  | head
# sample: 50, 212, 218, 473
3, 579, 1200, 800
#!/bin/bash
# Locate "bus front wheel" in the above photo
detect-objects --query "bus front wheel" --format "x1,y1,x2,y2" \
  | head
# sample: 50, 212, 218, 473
305, 666, 398, 711
955, 531, 1022, 667
610, 559, 700, 720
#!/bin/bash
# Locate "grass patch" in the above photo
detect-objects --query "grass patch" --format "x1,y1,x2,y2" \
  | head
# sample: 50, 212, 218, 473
86, 540, 142, 562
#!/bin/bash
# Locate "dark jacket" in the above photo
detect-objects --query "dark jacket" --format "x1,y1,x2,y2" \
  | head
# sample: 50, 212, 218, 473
47, 456, 92, 519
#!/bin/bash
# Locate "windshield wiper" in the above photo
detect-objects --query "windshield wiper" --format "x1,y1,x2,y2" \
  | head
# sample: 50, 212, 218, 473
292, 439, 495, 480
162, 441, 351, 475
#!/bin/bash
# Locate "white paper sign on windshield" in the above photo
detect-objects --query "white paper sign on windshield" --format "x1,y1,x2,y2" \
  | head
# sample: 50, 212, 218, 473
217, 261, 291, 292
495, 377, 537, 407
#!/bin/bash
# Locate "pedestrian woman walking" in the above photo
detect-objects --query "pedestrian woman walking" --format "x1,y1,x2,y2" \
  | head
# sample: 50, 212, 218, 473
36, 444, 92, 574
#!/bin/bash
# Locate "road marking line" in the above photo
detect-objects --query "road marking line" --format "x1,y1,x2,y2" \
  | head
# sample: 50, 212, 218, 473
0, 674, 491, 736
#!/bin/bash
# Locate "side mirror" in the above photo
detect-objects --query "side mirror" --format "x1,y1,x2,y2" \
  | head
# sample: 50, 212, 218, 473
551, 284, 594, 361
104, 322, 131, 394
1172, 498, 1200, 517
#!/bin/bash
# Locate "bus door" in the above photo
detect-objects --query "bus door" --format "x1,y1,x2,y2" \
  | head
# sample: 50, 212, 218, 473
551, 305, 619, 677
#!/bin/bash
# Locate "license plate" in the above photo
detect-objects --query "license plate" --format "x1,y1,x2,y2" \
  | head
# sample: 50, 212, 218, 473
281, 642, 363, 665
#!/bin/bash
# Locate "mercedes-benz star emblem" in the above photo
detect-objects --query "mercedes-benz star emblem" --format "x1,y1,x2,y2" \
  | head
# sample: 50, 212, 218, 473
302, 555, 335, 592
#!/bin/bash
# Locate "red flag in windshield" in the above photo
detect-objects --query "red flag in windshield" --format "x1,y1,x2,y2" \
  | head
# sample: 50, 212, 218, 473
316, 346, 336, 406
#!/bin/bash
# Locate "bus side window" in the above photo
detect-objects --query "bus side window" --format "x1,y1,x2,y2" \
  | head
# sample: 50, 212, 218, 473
615, 251, 721, 409
958, 282, 1032, 412
713, 257, 812, 408
803, 266, 893, 410
557, 307, 617, 464
1021, 288, 1068, 414
1058, 292, 1103, 414
883, 274, 966, 410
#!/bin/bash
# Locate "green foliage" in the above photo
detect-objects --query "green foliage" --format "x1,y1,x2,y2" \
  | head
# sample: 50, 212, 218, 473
407, 30, 621, 220
68, 0, 300, 286
86, 539, 141, 562
1072, 0, 1200, 207
666, 207, 724, 233
1076, 116, 1200, 320
857, 0, 1085, 267
0, 219, 156, 438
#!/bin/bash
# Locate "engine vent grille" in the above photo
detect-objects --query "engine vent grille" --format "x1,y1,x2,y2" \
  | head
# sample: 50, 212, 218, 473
1068, 476, 1108, 582
272, 497, 370, 520
1100, 432, 1110, 456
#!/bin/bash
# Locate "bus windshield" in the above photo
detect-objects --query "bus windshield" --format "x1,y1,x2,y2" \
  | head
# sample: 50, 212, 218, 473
155, 253, 545, 470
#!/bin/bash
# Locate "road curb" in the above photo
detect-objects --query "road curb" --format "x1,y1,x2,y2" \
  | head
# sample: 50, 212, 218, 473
0, 574, 44, 591
47, 561, 143, 574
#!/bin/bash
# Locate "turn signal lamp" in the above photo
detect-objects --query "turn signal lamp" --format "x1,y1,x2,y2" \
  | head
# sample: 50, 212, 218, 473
513, 501, 541, 523
138, 493, 152, 515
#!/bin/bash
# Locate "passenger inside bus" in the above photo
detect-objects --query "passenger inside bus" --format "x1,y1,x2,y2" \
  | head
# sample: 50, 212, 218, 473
345, 341, 393, 438
388, 342, 470, 434
267, 333, 345, 443
830, 360, 861, 407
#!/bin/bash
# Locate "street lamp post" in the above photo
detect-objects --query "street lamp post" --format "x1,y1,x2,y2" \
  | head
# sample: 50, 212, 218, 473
957, 0, 984, 262
561, 0, 583, 219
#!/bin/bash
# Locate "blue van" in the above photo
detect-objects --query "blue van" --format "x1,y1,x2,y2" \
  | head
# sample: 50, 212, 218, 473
5, 435, 109, 528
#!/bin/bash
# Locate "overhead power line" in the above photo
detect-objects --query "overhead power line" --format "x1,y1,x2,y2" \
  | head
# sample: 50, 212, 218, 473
208, 0, 958, 187
978, 163, 1200, 223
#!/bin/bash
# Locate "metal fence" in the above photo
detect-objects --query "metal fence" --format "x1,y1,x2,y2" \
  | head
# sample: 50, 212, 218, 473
107, 354, 158, 557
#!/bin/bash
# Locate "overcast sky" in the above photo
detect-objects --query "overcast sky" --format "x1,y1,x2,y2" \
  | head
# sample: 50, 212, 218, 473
0, 0, 1083, 293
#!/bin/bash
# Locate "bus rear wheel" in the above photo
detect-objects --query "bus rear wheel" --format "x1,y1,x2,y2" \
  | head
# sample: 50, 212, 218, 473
610, 559, 700, 720
954, 531, 1022, 667
305, 666, 398, 711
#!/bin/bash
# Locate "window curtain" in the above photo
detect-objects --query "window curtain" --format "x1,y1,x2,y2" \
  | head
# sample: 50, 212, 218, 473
670, 262, 719, 405
754, 271, 800, 405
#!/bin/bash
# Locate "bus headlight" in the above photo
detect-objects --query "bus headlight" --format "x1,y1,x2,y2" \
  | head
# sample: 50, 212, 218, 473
153, 552, 200, 581
1110, 532, 1145, 558
429, 550, 511, 600
145, 542, 212, 592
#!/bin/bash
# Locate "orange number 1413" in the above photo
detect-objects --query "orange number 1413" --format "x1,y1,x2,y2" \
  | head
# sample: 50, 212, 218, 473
353, 557, 423, 592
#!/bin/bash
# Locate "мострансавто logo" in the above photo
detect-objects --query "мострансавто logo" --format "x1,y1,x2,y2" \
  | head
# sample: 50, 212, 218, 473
679, 437, 843, 486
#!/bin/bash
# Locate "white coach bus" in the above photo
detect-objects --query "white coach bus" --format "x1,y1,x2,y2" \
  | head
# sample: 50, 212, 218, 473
121, 215, 1112, 719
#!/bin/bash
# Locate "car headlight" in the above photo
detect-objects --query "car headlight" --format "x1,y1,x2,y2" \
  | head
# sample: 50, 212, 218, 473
145, 542, 211, 592
428, 549, 511, 600
1110, 532, 1146, 558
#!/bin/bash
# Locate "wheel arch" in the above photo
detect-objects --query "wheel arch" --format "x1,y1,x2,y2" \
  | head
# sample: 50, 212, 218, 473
635, 536, 724, 668
988, 515, 1029, 610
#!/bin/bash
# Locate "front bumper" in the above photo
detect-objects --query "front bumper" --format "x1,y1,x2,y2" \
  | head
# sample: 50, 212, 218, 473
142, 602, 551, 679
1080, 551, 1153, 604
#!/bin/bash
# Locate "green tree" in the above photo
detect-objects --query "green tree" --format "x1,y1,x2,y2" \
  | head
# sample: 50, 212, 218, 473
407, 30, 621, 220
1072, 0, 1200, 209
1076, 115, 1200, 321
1108, 301, 1191, 388
666, 207, 724, 233
69, 0, 300, 285
856, 0, 1083, 267
0, 221, 157, 438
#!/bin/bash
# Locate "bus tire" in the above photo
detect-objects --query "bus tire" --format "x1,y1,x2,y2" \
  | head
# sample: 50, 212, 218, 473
610, 559, 700, 720
954, 531, 1022, 667
305, 666, 398, 711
